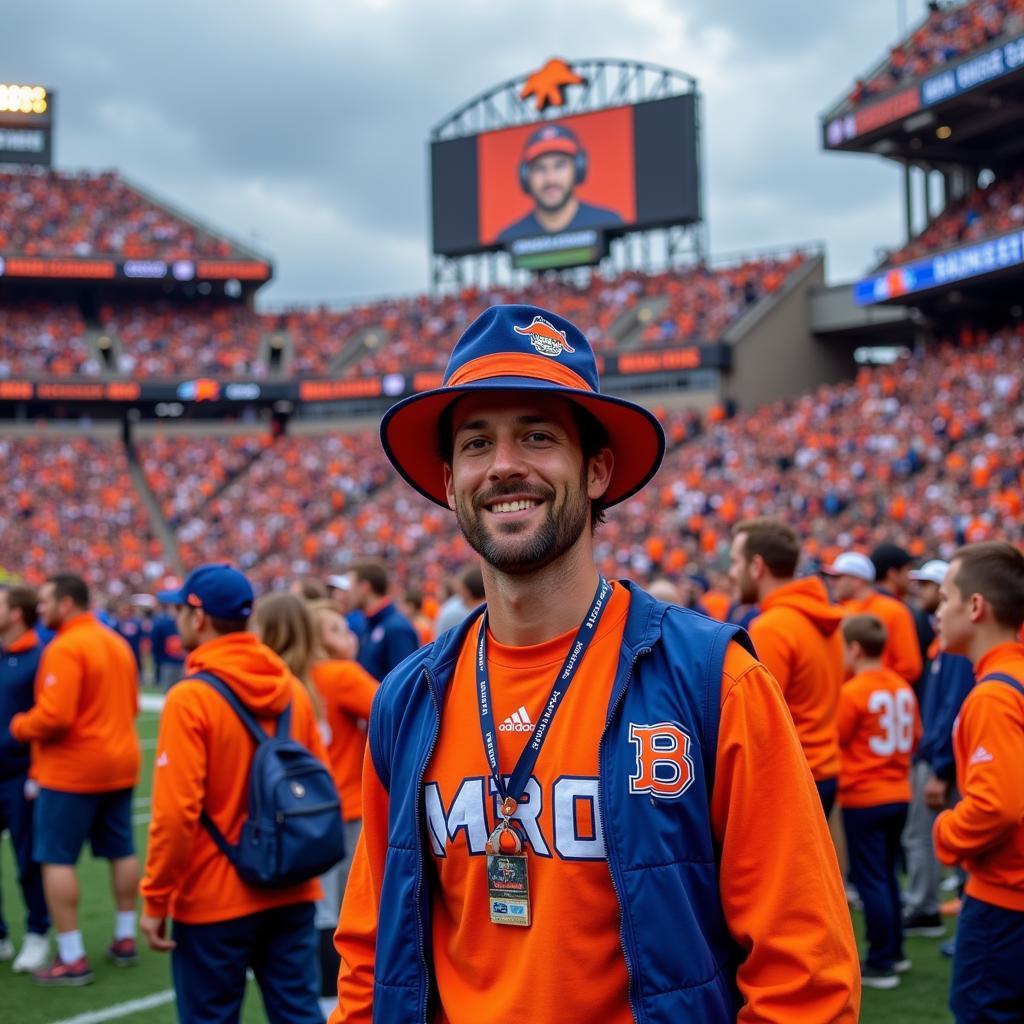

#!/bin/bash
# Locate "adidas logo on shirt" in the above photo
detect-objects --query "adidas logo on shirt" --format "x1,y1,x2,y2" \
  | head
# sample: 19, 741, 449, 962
499, 706, 535, 733
969, 745, 994, 765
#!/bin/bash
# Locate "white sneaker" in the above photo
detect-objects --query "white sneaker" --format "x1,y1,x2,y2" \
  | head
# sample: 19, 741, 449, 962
0, 938, 13, 961
12, 932, 50, 973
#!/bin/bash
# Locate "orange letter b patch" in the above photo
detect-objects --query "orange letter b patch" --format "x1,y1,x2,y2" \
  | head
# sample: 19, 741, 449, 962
629, 722, 694, 799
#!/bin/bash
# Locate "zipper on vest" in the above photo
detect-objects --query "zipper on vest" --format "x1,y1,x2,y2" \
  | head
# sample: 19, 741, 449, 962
599, 645, 650, 1024
414, 666, 443, 1024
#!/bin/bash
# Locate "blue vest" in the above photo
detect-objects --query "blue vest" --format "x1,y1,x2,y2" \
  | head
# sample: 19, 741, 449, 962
367, 582, 754, 1023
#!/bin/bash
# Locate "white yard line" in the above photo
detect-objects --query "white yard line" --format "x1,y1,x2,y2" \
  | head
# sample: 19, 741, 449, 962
139, 693, 166, 713
46, 990, 175, 1024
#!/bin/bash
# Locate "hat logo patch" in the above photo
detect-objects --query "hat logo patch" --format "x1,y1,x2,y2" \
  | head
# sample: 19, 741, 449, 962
513, 315, 575, 358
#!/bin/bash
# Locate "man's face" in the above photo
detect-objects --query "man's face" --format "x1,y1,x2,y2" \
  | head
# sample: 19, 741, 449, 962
38, 582, 63, 631
728, 534, 758, 604
914, 579, 942, 614
0, 591, 12, 635
443, 393, 610, 577
887, 564, 912, 597
344, 572, 370, 612
936, 560, 974, 655
831, 574, 860, 603
328, 586, 352, 615
526, 152, 577, 214
175, 605, 202, 652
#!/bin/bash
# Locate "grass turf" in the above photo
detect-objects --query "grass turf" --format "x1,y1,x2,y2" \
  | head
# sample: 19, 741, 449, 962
0, 710, 954, 1022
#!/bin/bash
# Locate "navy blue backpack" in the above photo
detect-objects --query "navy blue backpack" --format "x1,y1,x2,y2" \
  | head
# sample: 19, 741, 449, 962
192, 671, 347, 888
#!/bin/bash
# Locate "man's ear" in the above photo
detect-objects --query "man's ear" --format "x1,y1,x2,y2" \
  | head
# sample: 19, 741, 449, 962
750, 553, 766, 582
968, 591, 986, 624
443, 463, 456, 511
587, 447, 614, 501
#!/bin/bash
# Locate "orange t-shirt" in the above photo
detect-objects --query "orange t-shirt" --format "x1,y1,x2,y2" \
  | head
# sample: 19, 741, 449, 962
838, 666, 920, 808
336, 583, 858, 1024
934, 642, 1024, 912
10, 612, 140, 793
312, 660, 378, 821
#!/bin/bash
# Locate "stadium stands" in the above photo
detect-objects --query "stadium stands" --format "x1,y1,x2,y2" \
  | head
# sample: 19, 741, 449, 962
0, 435, 165, 590
0, 299, 96, 377
846, 0, 1023, 105
99, 299, 270, 377
0, 170, 239, 259
881, 169, 1024, 266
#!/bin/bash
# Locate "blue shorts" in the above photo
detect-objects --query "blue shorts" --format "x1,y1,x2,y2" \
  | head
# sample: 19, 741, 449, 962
33, 787, 135, 865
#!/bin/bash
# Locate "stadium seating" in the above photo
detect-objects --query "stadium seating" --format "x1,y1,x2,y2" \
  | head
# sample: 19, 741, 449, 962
882, 169, 1024, 266
277, 254, 806, 378
0, 169, 238, 259
0, 436, 165, 590
847, 0, 1023, 104
135, 433, 272, 526
99, 299, 271, 377
0, 299, 97, 377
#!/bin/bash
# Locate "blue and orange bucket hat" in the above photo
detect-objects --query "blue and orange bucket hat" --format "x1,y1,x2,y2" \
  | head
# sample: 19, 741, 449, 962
380, 304, 666, 509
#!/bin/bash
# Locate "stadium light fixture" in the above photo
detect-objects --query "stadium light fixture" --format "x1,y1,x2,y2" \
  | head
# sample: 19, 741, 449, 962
936, 125, 952, 140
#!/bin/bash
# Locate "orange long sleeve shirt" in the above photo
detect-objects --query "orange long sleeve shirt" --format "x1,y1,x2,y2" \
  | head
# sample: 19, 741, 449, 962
333, 586, 859, 1023
10, 612, 139, 793
312, 659, 378, 822
933, 642, 1024, 912
140, 633, 328, 924
838, 666, 920, 808
842, 591, 923, 685
750, 577, 845, 780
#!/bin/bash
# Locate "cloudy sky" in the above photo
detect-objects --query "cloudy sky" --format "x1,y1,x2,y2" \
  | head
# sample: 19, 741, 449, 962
6, 0, 927, 307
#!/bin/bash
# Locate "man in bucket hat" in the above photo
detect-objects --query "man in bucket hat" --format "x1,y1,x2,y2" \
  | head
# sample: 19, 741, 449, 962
331, 305, 859, 1023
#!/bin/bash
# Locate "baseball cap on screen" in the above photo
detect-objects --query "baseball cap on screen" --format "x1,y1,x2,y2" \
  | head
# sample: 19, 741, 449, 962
157, 563, 254, 619
822, 552, 876, 582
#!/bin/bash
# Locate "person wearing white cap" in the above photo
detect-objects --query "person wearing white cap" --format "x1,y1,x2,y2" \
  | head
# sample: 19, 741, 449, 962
824, 552, 923, 685
902, 559, 975, 939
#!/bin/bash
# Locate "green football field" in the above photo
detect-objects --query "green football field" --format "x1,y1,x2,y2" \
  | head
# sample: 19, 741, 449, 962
0, 711, 954, 1023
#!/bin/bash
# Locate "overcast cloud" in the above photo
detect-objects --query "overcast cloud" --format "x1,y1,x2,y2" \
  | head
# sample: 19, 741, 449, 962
4, 1, 925, 306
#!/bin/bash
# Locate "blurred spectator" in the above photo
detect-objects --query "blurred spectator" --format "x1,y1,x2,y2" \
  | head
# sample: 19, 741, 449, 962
0, 301, 96, 378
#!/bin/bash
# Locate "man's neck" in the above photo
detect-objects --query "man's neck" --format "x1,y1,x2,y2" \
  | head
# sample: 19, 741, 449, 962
483, 547, 600, 647
536, 197, 579, 234
967, 626, 1022, 667
853, 658, 884, 674
366, 596, 390, 618
756, 574, 792, 603
1, 624, 27, 648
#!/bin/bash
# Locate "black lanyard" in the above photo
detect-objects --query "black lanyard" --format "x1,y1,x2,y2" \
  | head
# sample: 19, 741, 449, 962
475, 576, 611, 819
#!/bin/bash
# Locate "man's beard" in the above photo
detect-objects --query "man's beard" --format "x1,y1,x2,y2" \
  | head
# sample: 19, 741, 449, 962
455, 477, 589, 576
736, 569, 758, 605
533, 184, 573, 215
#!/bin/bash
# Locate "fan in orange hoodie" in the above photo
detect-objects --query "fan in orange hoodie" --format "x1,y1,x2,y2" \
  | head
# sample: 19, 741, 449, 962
933, 542, 1024, 1022
824, 551, 923, 686
730, 519, 846, 813
139, 564, 328, 1024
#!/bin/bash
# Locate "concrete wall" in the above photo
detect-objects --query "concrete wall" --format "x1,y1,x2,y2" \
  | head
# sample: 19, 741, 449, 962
722, 256, 859, 410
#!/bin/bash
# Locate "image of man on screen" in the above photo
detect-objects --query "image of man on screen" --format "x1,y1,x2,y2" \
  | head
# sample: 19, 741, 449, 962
497, 123, 625, 242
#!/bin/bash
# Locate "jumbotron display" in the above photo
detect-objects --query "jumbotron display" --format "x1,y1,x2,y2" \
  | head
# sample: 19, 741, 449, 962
431, 93, 700, 264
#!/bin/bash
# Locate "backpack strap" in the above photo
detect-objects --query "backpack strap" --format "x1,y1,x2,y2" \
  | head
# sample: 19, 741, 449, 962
979, 672, 1024, 697
187, 669, 289, 861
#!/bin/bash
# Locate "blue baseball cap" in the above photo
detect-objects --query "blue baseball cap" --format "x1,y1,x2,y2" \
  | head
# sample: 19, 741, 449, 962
157, 563, 255, 619
380, 304, 666, 509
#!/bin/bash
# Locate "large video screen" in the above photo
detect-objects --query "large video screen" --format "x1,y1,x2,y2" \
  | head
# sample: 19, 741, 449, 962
431, 93, 699, 259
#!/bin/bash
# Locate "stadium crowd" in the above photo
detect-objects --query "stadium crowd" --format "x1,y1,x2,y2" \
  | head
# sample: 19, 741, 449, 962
846, 0, 1024, 104
883, 169, 1024, 266
0, 301, 96, 378
0, 170, 237, 260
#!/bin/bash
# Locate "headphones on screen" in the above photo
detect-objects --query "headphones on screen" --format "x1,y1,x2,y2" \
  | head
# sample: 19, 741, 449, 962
518, 124, 588, 194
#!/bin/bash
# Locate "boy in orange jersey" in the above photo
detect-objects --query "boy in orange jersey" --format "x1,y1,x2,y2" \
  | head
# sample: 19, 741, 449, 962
933, 541, 1024, 1023
331, 305, 860, 1024
825, 551, 923, 685
729, 517, 846, 814
139, 564, 328, 1024
838, 614, 920, 990
9, 574, 140, 986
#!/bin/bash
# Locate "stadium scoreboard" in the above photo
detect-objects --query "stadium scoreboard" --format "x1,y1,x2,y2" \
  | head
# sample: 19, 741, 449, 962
0, 83, 53, 166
